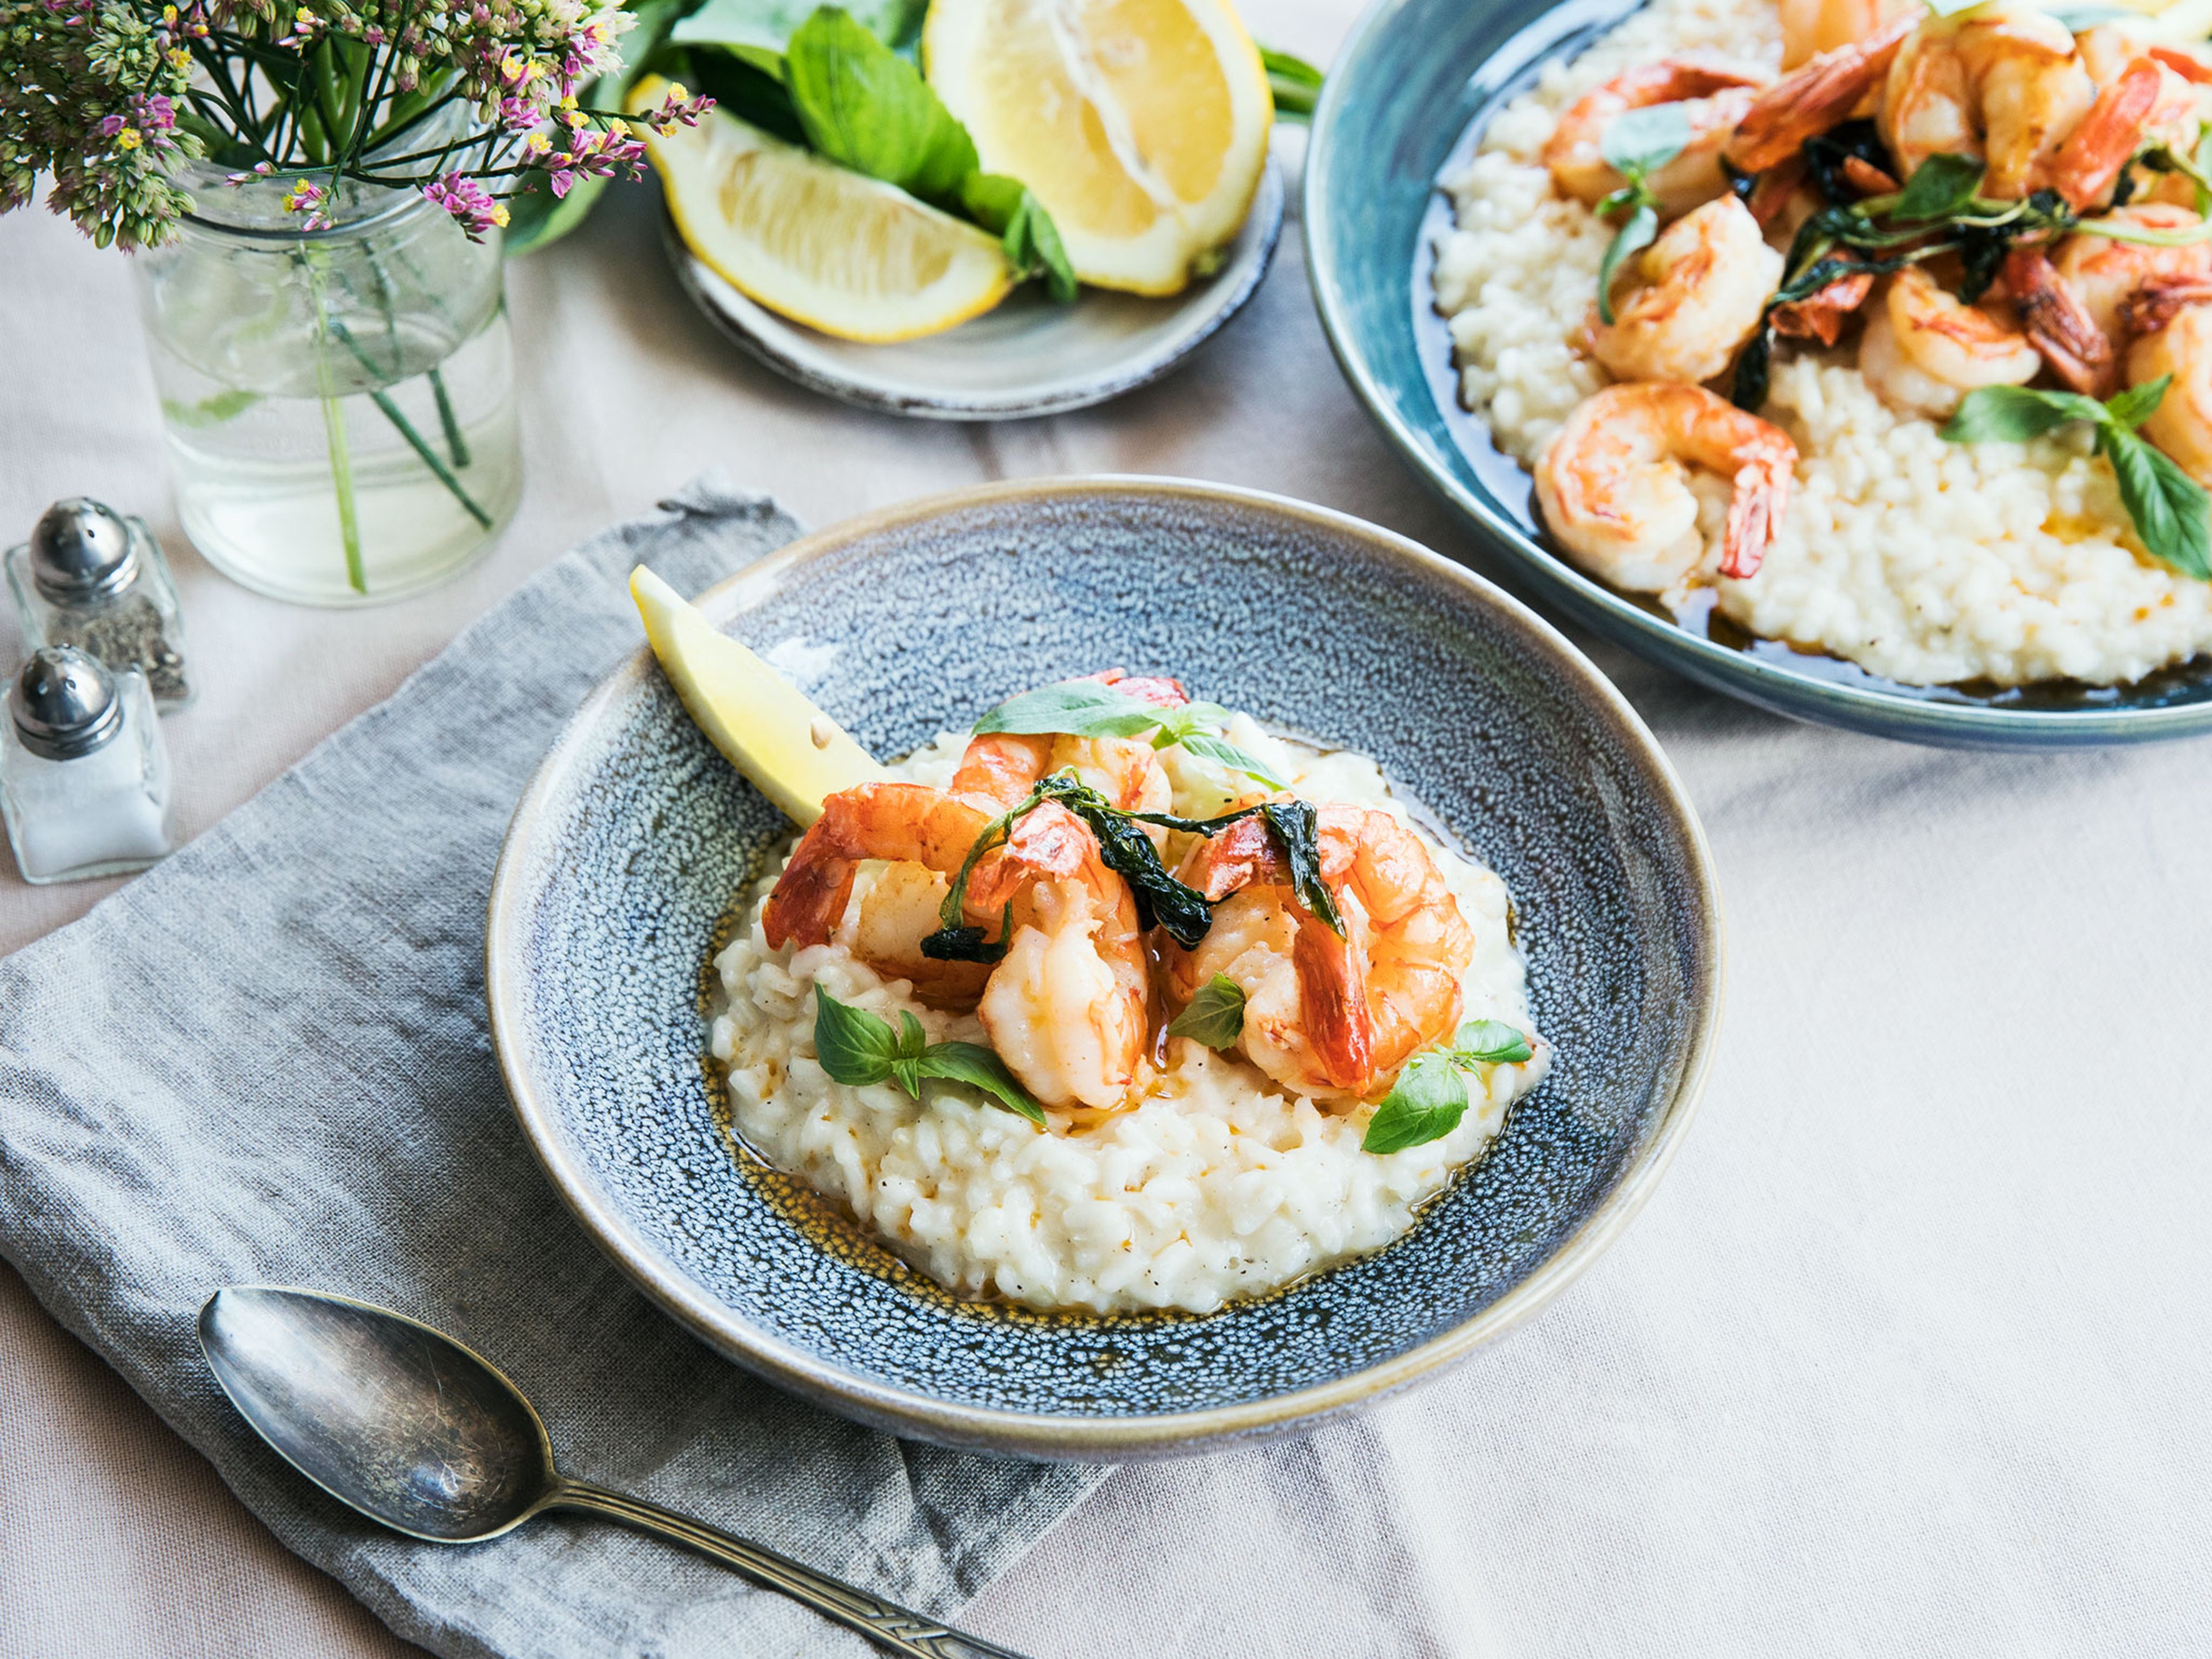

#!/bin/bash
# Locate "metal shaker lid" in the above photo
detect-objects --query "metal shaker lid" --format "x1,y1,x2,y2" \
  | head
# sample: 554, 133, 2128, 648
12, 646, 123, 760
28, 498, 139, 602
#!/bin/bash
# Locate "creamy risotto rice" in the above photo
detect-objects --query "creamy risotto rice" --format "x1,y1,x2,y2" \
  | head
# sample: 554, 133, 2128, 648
1431, 0, 2212, 687
709, 718, 1551, 1316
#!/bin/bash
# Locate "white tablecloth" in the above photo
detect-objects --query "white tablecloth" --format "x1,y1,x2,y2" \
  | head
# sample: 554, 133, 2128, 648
4, 5, 2209, 1647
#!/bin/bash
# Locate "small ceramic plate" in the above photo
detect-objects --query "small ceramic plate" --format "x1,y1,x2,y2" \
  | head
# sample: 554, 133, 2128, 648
1305, 0, 2212, 748
667, 161, 1283, 420
485, 477, 1721, 1459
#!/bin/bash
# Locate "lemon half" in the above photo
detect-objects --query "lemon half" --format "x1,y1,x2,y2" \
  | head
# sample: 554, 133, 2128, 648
923, 0, 1273, 294
632, 78, 1017, 343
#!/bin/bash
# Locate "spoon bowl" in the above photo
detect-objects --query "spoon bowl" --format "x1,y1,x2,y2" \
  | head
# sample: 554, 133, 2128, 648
197, 1285, 1029, 1658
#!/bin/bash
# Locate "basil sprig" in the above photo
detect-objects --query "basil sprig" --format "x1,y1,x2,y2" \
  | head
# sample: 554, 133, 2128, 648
1261, 45, 1324, 121
1593, 102, 1691, 327
1166, 974, 1247, 1048
1942, 381, 2211, 580
666, 5, 1077, 298
1361, 1020, 1535, 1155
974, 683, 1287, 789
922, 771, 1346, 963
811, 987, 1046, 1124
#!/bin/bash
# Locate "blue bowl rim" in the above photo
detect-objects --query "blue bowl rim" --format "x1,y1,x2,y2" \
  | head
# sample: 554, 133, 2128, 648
483, 475, 1726, 1458
1302, 0, 2212, 747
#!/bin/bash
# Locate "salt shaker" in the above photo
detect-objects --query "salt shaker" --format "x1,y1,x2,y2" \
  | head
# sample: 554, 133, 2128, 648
5, 498, 192, 710
0, 647, 179, 884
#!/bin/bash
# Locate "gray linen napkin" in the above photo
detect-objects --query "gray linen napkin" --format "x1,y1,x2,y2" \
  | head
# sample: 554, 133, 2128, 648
0, 475, 1107, 1658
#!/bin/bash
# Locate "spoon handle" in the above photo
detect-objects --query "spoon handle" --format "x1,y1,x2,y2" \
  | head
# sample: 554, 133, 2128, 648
551, 1480, 1036, 1659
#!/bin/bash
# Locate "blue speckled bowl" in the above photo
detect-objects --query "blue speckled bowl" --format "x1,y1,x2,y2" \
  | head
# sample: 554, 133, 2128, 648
1305, 0, 2212, 749
485, 478, 1720, 1459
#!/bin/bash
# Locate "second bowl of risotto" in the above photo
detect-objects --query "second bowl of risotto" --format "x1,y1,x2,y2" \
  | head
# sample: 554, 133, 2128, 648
1308, 0, 2212, 745
486, 478, 1719, 1457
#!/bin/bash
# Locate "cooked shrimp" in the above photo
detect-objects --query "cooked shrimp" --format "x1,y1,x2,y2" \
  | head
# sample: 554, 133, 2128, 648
2050, 56, 2200, 210
1164, 808, 1474, 1100
2128, 302, 2212, 485
765, 784, 1148, 1109
2048, 204, 2212, 347
1955, 8, 2096, 200
1545, 58, 1768, 217
952, 669, 1184, 812
1779, 0, 1915, 71
1878, 19, 1980, 185
1771, 254, 1876, 346
1535, 382, 1796, 589
1727, 16, 1915, 173
1857, 266, 2041, 419
2005, 244, 2119, 396
1594, 195, 1785, 385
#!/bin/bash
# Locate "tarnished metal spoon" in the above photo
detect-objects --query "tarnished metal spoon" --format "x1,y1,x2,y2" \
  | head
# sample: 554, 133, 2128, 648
198, 1286, 1032, 1659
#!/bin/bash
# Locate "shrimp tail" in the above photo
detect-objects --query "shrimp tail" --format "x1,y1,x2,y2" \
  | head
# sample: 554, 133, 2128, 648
2005, 244, 2119, 396
1724, 16, 1915, 174
2123, 275, 2212, 338
1293, 907, 1374, 1093
1721, 451, 1791, 580
2052, 59, 2169, 211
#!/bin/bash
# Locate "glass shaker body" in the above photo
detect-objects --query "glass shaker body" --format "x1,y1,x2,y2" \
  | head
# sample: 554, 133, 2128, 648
5, 516, 194, 710
0, 673, 179, 884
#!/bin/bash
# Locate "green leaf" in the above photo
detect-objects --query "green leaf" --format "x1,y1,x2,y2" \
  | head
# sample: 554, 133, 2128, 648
1940, 385, 2104, 445
959, 173, 1077, 301
1260, 44, 1323, 120
679, 43, 807, 145
1259, 801, 1346, 937
1596, 203, 1657, 328
916, 1041, 1048, 1124
1452, 1019, 1533, 1065
784, 6, 971, 196
1167, 975, 1247, 1049
160, 387, 262, 428
1890, 152, 1985, 221
2101, 427, 2212, 581
2104, 373, 2171, 434
811, 987, 899, 1087
973, 681, 1167, 739
2048, 3, 2134, 25
675, 0, 925, 51
1174, 730, 1289, 789
1599, 102, 1690, 178
1361, 1052, 1472, 1154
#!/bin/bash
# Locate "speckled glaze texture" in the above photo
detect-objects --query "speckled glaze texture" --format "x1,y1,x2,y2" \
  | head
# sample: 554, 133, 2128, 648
486, 479, 1721, 1459
1306, 0, 2212, 749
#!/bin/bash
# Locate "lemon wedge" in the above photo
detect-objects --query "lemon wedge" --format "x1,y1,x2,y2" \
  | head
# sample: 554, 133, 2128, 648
630, 566, 884, 826
922, 0, 1272, 294
631, 77, 1017, 343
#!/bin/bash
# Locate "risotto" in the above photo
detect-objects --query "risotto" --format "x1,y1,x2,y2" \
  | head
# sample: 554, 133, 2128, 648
709, 714, 1550, 1316
1431, 0, 2212, 688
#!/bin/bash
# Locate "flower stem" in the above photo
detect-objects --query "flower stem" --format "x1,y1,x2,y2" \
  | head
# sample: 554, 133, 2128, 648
429, 368, 471, 469
324, 316, 491, 525
303, 252, 368, 594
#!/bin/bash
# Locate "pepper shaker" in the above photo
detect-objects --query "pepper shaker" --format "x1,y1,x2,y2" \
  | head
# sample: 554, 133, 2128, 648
5, 498, 192, 710
0, 647, 179, 884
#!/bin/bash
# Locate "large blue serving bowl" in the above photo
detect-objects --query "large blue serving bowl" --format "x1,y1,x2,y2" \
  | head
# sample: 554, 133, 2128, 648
1305, 0, 2212, 748
486, 478, 1720, 1459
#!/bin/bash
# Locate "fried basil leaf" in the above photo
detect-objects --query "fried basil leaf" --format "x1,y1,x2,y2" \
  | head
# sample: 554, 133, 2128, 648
1361, 1052, 1472, 1154
916, 1041, 1048, 1124
1801, 119, 1893, 206
1257, 801, 1346, 937
1167, 975, 1247, 1048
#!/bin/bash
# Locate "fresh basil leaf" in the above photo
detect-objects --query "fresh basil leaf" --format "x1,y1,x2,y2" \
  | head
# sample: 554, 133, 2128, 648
1890, 152, 1985, 221
916, 1041, 1048, 1124
811, 987, 899, 1086
785, 6, 972, 197
959, 173, 1076, 301
679, 42, 805, 144
1260, 43, 1324, 120
1940, 385, 2104, 445
2105, 373, 2171, 434
2102, 427, 2212, 581
895, 1009, 930, 1058
1259, 801, 1346, 937
1452, 1018, 1533, 1065
1361, 1051, 1471, 1154
1167, 975, 1247, 1049
1732, 323, 1773, 412
1597, 202, 1657, 328
675, 0, 923, 51
974, 683, 1165, 740
1174, 730, 1289, 789
1600, 102, 1690, 177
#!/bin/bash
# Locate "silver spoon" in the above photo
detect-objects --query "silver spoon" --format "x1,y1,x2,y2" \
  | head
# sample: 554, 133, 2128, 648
198, 1286, 1033, 1659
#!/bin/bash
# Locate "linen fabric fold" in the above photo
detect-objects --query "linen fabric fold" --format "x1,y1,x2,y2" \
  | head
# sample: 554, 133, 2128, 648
0, 475, 1106, 1659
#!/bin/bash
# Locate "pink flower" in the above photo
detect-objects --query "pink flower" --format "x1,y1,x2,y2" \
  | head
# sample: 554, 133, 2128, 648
421, 172, 509, 240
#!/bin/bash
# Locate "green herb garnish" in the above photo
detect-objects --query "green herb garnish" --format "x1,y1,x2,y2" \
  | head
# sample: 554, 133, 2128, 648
1361, 1020, 1536, 1155
811, 987, 1046, 1123
1168, 974, 1248, 1048
1942, 380, 2211, 580
1593, 101, 1691, 326
974, 682, 1287, 788
1260, 45, 1324, 120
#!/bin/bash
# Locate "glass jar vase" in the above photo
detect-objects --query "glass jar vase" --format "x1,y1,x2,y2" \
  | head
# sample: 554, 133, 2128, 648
132, 160, 522, 606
